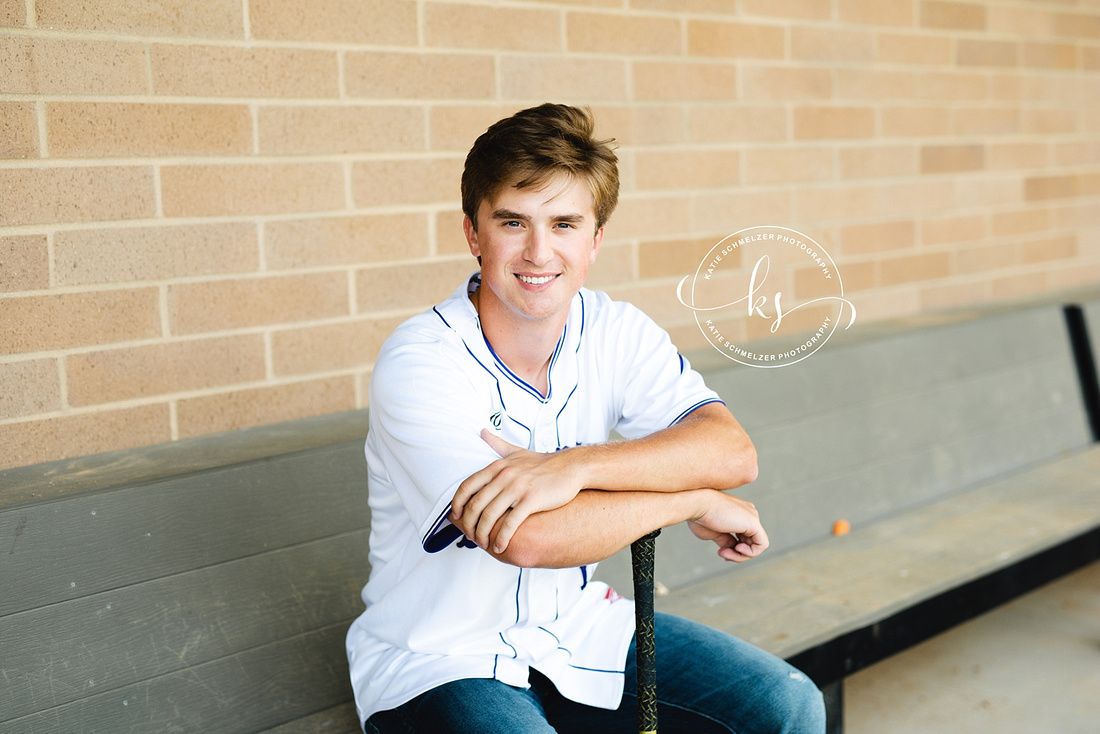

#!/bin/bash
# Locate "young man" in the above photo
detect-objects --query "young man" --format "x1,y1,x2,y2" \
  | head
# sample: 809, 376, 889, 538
346, 104, 825, 733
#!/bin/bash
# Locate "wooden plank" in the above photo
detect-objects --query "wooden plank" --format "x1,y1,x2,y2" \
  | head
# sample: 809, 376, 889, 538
257, 702, 361, 734
0, 440, 369, 617
0, 624, 353, 734
0, 531, 368, 723
654, 444, 1100, 660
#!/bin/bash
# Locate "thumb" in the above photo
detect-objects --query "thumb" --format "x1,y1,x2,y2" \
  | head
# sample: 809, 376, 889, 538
480, 428, 522, 457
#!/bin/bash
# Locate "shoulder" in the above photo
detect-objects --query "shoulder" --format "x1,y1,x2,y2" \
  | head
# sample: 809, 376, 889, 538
578, 287, 669, 345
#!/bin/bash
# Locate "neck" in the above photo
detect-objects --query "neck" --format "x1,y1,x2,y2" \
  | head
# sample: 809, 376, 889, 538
472, 288, 565, 397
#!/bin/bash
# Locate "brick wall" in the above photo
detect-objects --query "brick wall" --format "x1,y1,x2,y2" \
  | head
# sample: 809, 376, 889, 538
2, 0, 1099, 472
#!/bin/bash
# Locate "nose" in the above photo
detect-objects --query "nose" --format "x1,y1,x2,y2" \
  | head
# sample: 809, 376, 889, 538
523, 226, 553, 266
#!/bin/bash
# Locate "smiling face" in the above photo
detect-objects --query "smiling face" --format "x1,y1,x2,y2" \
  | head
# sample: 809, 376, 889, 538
464, 174, 603, 337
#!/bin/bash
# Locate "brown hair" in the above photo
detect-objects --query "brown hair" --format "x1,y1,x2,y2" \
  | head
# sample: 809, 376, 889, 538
461, 104, 619, 232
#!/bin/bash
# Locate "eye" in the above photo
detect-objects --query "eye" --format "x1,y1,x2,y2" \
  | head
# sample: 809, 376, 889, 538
554, 221, 576, 230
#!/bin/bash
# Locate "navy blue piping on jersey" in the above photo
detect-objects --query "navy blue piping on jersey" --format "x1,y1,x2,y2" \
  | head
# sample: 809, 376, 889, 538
554, 383, 579, 448
482, 323, 566, 403
670, 397, 725, 427
423, 505, 462, 553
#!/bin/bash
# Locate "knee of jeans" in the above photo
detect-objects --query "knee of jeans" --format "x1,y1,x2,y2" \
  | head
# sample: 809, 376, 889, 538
774, 669, 827, 733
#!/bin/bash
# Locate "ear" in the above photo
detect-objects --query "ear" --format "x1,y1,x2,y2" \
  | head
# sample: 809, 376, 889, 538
589, 226, 604, 265
463, 215, 480, 258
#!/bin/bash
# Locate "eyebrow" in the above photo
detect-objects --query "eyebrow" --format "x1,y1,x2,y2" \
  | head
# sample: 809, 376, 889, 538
490, 208, 587, 223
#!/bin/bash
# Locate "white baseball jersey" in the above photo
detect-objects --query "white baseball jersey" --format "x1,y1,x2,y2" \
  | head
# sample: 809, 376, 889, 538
346, 273, 722, 723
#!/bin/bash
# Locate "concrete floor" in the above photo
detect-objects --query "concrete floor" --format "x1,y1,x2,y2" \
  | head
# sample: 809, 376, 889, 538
844, 560, 1100, 733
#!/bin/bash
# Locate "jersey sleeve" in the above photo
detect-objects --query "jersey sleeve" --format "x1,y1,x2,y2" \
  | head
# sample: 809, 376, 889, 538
603, 300, 722, 440
366, 332, 501, 547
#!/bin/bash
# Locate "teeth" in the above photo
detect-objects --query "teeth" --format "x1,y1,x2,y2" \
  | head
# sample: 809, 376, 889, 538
518, 274, 555, 285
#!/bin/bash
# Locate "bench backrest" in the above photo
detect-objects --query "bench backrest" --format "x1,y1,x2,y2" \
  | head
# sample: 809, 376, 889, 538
0, 419, 371, 734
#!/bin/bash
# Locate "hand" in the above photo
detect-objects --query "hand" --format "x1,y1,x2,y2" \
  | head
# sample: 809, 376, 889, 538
687, 491, 769, 562
450, 430, 585, 554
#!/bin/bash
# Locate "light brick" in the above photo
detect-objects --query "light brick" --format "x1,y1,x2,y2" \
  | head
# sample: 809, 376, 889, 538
744, 146, 833, 184
692, 190, 792, 233
0, 37, 147, 96
424, 4, 559, 52
987, 6, 1051, 36
48, 103, 252, 158
176, 377, 356, 439
840, 220, 915, 255
742, 65, 832, 100
1084, 47, 1100, 70
169, 273, 349, 335
837, 69, 917, 99
0, 288, 160, 354
1023, 43, 1079, 70
953, 108, 1019, 136
920, 1, 986, 30
992, 209, 1051, 238
151, 45, 338, 98
920, 144, 984, 174
0, 235, 49, 292
687, 20, 785, 59
1, 102, 38, 159
791, 27, 876, 62
351, 157, 463, 209
880, 251, 950, 286
742, 0, 830, 20
271, 316, 405, 376
346, 52, 496, 100
795, 185, 879, 222
876, 33, 952, 66
1, 0, 25, 25
160, 163, 344, 218
1022, 109, 1077, 136
0, 405, 170, 472
251, 0, 417, 44
36, 0, 244, 38
436, 210, 470, 256
838, 0, 915, 26
265, 214, 430, 269
585, 242, 634, 289
957, 39, 1018, 68
429, 105, 525, 152
0, 167, 155, 227
921, 213, 986, 245
1050, 12, 1100, 41
878, 179, 956, 216
955, 242, 1018, 275
689, 104, 787, 143
992, 272, 1048, 301
503, 55, 628, 102
54, 223, 259, 286
915, 72, 988, 100
1024, 174, 1080, 201
66, 336, 266, 406
635, 149, 741, 190
881, 106, 952, 137
356, 259, 476, 313
840, 145, 918, 179
591, 105, 688, 147
0, 359, 60, 420
572, 12, 681, 56
630, 0, 736, 13
793, 106, 876, 140
639, 235, 728, 280
257, 105, 424, 155
608, 195, 693, 239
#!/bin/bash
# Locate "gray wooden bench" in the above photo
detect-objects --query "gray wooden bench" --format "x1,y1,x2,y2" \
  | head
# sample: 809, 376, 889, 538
3, 296, 1098, 734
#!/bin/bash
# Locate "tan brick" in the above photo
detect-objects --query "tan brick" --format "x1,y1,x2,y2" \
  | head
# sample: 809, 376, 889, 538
251, 0, 417, 44
0, 288, 160, 354
357, 258, 476, 313
878, 179, 956, 216
571, 12, 681, 56
987, 5, 1051, 36
0, 167, 155, 227
1, 0, 25, 25
169, 273, 349, 335
795, 258, 874, 300
692, 190, 792, 233
436, 209, 470, 256
920, 1, 986, 30
1, 235, 49, 292
424, 4, 559, 52
880, 251, 950, 286
742, 0, 831, 20
160, 163, 344, 218
635, 149, 741, 190
838, 0, 915, 26
1052, 141, 1100, 168
271, 316, 405, 376
689, 105, 787, 143
744, 146, 834, 184
791, 27, 876, 62
428, 105, 525, 152
920, 144, 984, 174
0, 404, 171, 471
151, 45, 338, 98
591, 105, 688, 147
793, 106, 875, 140
1084, 47, 1100, 70
953, 107, 1019, 136
1022, 109, 1077, 135
0, 37, 148, 95
1, 102, 38, 159
915, 72, 988, 100
876, 33, 952, 65
1023, 42, 1079, 70
346, 51, 496, 100
630, 0, 735, 12
921, 213, 986, 245
742, 65, 832, 100
840, 220, 915, 255
955, 242, 1018, 275
54, 223, 259, 286
503, 55, 628, 101
0, 359, 61, 420
265, 214, 430, 269
795, 185, 878, 222
1050, 12, 1100, 40
607, 195, 693, 239
989, 142, 1049, 171
584, 241, 634, 289
957, 39, 1018, 68
66, 336, 266, 406
992, 208, 1050, 237
257, 104, 424, 156
1021, 235, 1076, 264
176, 377, 356, 439
1024, 174, 1080, 201
837, 69, 917, 99
36, 0, 244, 37
881, 106, 952, 137
687, 20, 785, 59
840, 145, 918, 179
639, 235, 728, 280
351, 157, 463, 209
48, 103, 252, 158
992, 272, 1047, 301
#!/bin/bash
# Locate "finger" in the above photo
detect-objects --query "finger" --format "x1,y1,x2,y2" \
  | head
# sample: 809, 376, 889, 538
488, 498, 536, 554
451, 464, 495, 520
474, 484, 526, 550
480, 428, 523, 457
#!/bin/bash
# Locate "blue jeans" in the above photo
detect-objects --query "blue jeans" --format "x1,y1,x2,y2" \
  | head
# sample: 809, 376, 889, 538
365, 612, 825, 734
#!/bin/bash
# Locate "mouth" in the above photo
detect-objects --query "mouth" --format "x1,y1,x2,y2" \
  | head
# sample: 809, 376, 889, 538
516, 274, 558, 285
